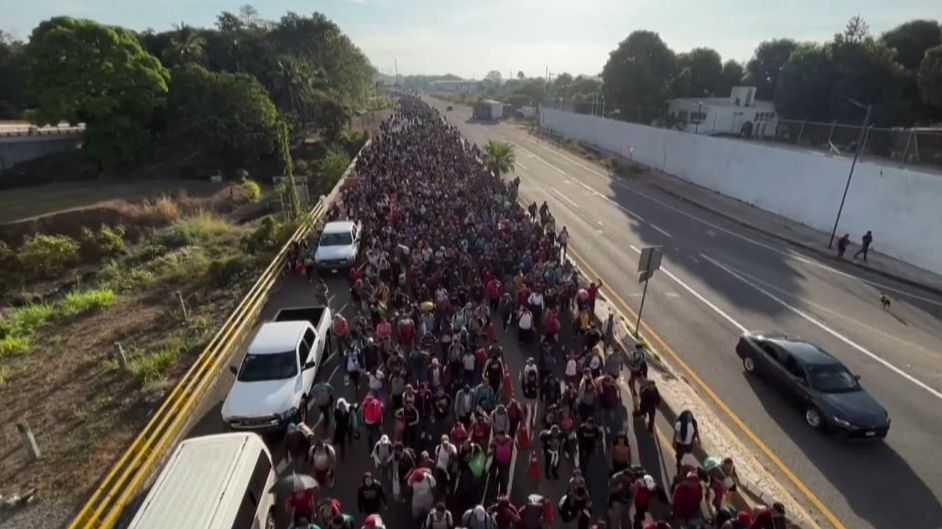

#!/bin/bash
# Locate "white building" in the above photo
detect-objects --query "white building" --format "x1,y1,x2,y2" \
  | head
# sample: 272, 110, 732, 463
667, 86, 778, 138
429, 80, 481, 93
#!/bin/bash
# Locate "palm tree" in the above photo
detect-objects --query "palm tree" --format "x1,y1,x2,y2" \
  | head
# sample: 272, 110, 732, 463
483, 140, 515, 176
163, 23, 206, 66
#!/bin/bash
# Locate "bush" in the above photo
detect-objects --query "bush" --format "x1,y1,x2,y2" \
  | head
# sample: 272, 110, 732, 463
156, 247, 212, 283
145, 195, 181, 224
242, 179, 262, 201
159, 212, 236, 249
98, 260, 155, 292
128, 346, 178, 384
0, 303, 55, 338
81, 224, 127, 261
242, 216, 283, 254
314, 149, 351, 196
206, 254, 256, 288
60, 288, 116, 316
0, 335, 31, 358
18, 234, 80, 279
0, 241, 25, 298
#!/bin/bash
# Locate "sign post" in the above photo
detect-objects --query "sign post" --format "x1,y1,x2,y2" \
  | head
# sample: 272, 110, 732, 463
635, 246, 663, 334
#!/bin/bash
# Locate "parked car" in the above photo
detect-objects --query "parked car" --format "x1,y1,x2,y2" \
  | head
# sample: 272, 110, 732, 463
127, 432, 277, 529
736, 332, 890, 439
314, 220, 361, 271
222, 306, 332, 431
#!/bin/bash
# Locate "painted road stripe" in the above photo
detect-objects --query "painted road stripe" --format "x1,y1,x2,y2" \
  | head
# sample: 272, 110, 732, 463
519, 135, 941, 306
702, 253, 942, 401
515, 161, 529, 171
550, 186, 582, 211
626, 244, 748, 333
567, 246, 842, 529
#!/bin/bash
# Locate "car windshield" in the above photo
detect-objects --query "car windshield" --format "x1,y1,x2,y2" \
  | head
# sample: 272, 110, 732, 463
806, 363, 859, 393
320, 231, 353, 246
238, 352, 297, 382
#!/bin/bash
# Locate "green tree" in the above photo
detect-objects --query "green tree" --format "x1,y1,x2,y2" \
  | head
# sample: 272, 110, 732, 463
167, 64, 282, 167
162, 23, 207, 66
829, 24, 908, 125
483, 141, 515, 176
881, 20, 941, 72
745, 39, 798, 100
26, 17, 169, 168
552, 73, 574, 99
677, 47, 723, 97
716, 60, 745, 96
602, 31, 676, 115
919, 45, 942, 108
775, 43, 834, 121
0, 32, 28, 118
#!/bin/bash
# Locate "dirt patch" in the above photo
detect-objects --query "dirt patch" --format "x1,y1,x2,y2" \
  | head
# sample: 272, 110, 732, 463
0, 179, 225, 225
0, 184, 254, 245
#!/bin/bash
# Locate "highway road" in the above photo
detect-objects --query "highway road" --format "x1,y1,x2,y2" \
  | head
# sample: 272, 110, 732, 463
181, 271, 683, 529
428, 98, 942, 529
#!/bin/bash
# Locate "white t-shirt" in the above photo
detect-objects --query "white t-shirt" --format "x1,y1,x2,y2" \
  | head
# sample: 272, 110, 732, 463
518, 311, 533, 330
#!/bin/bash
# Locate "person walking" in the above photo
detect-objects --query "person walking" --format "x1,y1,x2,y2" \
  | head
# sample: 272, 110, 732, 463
371, 434, 395, 490
854, 230, 873, 261
836, 234, 851, 259
673, 410, 701, 468
635, 379, 660, 433
357, 472, 387, 517
462, 505, 498, 529
424, 503, 454, 529
362, 391, 385, 449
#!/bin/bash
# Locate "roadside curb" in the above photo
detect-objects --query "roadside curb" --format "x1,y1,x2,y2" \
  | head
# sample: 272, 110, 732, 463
640, 176, 942, 298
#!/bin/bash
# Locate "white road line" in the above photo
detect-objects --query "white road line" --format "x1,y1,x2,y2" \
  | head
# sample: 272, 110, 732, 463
701, 253, 942, 401
648, 223, 673, 238
519, 137, 942, 305
550, 186, 582, 211
627, 244, 749, 333
515, 161, 529, 171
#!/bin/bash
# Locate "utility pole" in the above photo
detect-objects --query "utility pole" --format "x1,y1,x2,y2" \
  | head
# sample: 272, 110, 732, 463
394, 59, 399, 85
828, 102, 872, 248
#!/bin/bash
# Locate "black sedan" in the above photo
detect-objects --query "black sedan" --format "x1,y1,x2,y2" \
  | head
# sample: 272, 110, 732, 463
736, 332, 890, 439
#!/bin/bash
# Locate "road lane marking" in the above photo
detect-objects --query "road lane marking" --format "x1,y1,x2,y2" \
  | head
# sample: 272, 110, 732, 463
566, 246, 846, 529
518, 135, 941, 306
647, 222, 673, 238
702, 253, 942, 401
515, 161, 529, 171
626, 244, 748, 333
550, 186, 582, 211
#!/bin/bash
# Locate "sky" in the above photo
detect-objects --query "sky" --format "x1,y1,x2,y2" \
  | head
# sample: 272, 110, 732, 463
1, 0, 938, 78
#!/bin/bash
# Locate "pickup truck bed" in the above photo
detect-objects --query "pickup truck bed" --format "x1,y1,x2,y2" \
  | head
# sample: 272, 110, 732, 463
273, 306, 327, 327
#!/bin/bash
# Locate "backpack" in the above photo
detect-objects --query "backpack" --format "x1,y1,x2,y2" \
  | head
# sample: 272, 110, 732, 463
494, 438, 512, 465
363, 398, 382, 425
565, 358, 578, 378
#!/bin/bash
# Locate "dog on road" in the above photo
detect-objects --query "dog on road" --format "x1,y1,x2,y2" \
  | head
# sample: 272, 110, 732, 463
879, 294, 891, 310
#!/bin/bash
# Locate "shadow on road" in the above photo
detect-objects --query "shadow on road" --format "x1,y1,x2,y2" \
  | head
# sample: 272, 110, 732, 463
744, 374, 942, 529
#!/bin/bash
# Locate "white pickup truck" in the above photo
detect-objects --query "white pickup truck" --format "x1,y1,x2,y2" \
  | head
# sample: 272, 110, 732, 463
221, 306, 331, 432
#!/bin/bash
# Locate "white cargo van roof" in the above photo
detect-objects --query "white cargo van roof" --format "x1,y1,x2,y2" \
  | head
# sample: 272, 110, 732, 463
322, 220, 355, 234
128, 433, 272, 529
248, 321, 307, 355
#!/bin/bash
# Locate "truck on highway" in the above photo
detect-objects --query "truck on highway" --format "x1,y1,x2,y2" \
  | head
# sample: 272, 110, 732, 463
472, 99, 505, 121
221, 305, 332, 431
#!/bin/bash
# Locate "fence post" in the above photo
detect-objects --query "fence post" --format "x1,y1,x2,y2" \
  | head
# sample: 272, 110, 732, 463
176, 291, 189, 323
827, 121, 837, 145
797, 120, 806, 144
113, 341, 129, 371
16, 422, 41, 461
901, 130, 913, 164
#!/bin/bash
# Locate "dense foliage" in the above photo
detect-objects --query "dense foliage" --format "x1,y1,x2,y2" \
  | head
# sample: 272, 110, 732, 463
597, 17, 942, 126
1, 6, 374, 181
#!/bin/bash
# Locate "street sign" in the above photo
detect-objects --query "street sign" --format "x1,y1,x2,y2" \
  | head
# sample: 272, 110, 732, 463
634, 246, 662, 334
637, 246, 663, 274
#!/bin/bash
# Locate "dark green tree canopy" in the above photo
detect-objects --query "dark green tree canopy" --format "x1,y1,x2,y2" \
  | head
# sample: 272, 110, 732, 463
717, 60, 745, 96
676, 47, 723, 97
26, 17, 169, 166
774, 44, 834, 121
746, 39, 798, 99
919, 45, 942, 108
881, 20, 941, 72
602, 31, 676, 113
167, 64, 282, 167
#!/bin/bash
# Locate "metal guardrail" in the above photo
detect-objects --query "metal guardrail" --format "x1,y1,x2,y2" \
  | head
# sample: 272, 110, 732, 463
67, 201, 327, 529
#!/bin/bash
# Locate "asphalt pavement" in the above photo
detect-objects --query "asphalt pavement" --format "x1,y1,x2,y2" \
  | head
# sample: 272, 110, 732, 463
427, 98, 942, 529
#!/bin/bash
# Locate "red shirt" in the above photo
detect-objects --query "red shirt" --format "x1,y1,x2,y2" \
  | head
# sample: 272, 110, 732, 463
376, 320, 392, 340
544, 313, 560, 335
486, 278, 503, 300
671, 480, 703, 519
398, 320, 414, 344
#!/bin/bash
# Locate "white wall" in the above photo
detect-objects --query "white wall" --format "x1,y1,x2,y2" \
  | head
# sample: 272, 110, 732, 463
540, 107, 942, 275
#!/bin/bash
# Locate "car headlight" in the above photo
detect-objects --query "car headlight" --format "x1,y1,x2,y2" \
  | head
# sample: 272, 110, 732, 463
279, 407, 299, 420
832, 416, 854, 429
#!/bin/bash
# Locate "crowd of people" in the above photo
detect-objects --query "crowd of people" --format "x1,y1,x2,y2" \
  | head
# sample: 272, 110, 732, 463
278, 97, 789, 529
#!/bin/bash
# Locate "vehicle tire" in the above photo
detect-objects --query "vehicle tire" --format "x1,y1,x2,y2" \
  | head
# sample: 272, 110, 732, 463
804, 406, 824, 429
742, 356, 756, 373
265, 510, 276, 529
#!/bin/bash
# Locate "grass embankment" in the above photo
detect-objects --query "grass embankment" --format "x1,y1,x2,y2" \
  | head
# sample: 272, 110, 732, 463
0, 188, 300, 501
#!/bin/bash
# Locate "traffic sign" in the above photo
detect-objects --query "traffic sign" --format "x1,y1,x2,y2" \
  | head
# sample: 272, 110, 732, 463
637, 246, 663, 274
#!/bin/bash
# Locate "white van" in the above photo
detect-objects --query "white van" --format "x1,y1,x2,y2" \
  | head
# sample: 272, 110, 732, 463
128, 433, 277, 529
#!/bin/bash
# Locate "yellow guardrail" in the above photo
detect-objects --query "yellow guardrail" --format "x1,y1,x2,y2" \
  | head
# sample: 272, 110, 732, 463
68, 201, 327, 529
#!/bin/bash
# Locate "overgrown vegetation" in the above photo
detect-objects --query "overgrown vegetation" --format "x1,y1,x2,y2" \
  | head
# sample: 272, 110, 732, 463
0, 287, 115, 358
